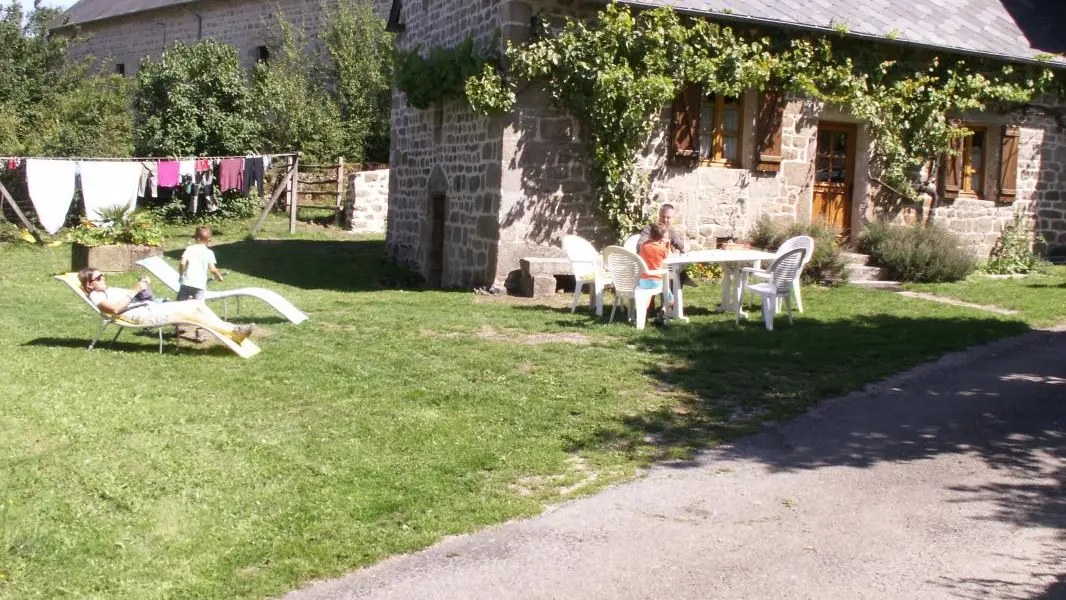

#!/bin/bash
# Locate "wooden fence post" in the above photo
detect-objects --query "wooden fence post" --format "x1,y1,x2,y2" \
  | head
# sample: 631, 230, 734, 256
288, 154, 300, 234
335, 157, 345, 225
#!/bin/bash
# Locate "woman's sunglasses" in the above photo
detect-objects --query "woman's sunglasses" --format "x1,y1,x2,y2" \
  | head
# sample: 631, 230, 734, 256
90, 273, 105, 282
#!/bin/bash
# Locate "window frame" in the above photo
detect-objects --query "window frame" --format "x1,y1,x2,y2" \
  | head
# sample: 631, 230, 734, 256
698, 93, 744, 168
960, 124, 987, 197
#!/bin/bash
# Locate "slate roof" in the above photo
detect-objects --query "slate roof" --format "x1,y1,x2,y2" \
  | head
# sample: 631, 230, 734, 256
616, 0, 1066, 67
54, 0, 199, 28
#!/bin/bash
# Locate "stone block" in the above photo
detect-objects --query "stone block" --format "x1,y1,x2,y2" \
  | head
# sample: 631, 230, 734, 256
72, 243, 163, 273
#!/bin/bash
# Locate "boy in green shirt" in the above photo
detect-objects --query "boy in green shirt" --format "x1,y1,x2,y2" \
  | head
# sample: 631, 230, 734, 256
178, 226, 224, 300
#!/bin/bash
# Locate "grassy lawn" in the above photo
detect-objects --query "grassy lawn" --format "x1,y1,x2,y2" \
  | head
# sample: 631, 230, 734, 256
0, 216, 1060, 599
906, 266, 1066, 327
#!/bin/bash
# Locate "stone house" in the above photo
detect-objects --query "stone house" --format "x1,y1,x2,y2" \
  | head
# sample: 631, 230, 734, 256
54, 0, 391, 75
383, 0, 1066, 289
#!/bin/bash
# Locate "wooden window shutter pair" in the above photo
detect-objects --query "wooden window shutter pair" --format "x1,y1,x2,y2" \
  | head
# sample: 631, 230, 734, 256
941, 123, 1020, 202
998, 125, 1020, 202
670, 84, 702, 164
754, 89, 784, 173
669, 85, 785, 170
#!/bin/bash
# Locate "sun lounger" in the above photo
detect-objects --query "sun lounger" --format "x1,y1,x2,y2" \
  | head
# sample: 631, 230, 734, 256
54, 273, 261, 359
136, 256, 308, 325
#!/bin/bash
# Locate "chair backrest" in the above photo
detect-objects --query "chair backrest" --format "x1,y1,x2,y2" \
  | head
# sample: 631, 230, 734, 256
54, 273, 106, 317
768, 248, 807, 294
562, 235, 600, 280
777, 235, 814, 267
136, 255, 181, 293
601, 245, 650, 295
623, 233, 641, 254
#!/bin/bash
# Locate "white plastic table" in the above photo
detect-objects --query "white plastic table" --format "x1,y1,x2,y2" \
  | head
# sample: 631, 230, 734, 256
663, 249, 777, 321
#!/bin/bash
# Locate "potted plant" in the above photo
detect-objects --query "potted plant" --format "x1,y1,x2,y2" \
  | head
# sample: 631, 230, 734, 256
70, 205, 166, 272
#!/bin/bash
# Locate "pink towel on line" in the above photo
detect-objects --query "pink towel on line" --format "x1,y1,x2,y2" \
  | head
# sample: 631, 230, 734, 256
157, 161, 180, 187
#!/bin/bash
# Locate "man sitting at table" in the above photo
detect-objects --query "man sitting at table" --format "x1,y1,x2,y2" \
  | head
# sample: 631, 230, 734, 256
637, 203, 695, 288
638, 223, 675, 325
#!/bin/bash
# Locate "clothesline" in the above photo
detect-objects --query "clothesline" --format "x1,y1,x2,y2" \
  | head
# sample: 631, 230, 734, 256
0, 152, 300, 162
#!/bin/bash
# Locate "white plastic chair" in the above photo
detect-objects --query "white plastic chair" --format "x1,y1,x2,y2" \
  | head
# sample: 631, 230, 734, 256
623, 233, 641, 254
736, 247, 806, 331
749, 235, 814, 313
562, 235, 611, 316
600, 246, 667, 330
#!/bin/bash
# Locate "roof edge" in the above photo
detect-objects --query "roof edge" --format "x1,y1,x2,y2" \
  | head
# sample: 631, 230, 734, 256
612, 0, 1066, 71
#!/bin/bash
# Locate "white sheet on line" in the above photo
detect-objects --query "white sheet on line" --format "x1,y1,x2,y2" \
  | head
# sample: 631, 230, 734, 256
78, 161, 144, 224
25, 159, 77, 234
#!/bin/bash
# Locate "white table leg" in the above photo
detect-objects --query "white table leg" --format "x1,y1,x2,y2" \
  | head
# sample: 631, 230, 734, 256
668, 266, 688, 322
717, 265, 735, 312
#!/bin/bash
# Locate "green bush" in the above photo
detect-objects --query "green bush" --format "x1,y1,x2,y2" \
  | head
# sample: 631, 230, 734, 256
748, 216, 849, 286
69, 206, 165, 247
984, 214, 1045, 275
857, 221, 975, 282
148, 189, 261, 225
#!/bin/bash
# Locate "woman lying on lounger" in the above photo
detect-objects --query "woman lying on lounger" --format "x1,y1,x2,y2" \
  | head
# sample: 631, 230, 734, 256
78, 268, 254, 343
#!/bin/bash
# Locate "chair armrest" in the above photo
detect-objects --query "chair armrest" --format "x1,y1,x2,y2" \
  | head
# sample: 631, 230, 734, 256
644, 268, 669, 277
741, 267, 770, 275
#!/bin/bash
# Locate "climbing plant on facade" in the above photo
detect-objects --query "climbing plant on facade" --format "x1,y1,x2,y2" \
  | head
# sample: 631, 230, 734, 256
460, 3, 1061, 236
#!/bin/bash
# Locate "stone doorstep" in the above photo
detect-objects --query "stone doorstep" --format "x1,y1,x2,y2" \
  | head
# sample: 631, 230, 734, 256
846, 264, 886, 281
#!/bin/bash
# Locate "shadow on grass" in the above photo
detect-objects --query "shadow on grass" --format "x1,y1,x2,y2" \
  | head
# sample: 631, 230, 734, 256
565, 314, 1032, 462
163, 239, 425, 292
25, 336, 240, 357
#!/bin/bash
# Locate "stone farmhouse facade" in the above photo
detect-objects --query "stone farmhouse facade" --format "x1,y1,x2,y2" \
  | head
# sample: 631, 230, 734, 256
54, 0, 392, 75
384, 0, 1066, 289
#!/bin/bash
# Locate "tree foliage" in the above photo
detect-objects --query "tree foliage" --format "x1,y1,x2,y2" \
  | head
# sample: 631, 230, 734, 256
134, 40, 260, 156
253, 0, 393, 163
464, 4, 1063, 235
0, 2, 132, 156
252, 16, 345, 162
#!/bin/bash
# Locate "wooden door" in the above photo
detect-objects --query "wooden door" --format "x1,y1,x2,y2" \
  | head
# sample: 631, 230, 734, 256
428, 193, 446, 287
813, 122, 856, 237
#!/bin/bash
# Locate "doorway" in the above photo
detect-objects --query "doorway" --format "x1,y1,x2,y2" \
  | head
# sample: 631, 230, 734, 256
813, 122, 857, 238
428, 192, 446, 288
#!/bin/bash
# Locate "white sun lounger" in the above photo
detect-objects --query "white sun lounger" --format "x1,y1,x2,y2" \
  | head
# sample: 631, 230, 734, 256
136, 256, 309, 325
54, 273, 261, 359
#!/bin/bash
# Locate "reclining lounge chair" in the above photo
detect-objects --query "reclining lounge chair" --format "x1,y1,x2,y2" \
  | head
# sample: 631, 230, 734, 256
136, 256, 308, 325
54, 273, 261, 359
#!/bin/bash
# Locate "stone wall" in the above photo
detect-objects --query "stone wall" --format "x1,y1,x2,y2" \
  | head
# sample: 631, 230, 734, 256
384, 0, 1066, 287
58, 0, 392, 75
384, 0, 506, 288
343, 169, 389, 234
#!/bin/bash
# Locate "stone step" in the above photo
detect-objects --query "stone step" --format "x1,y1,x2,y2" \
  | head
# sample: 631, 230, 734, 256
841, 251, 870, 266
846, 264, 885, 281
850, 279, 903, 291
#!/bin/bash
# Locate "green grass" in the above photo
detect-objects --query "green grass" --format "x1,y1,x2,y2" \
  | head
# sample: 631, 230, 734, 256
906, 266, 1066, 327
0, 216, 1060, 599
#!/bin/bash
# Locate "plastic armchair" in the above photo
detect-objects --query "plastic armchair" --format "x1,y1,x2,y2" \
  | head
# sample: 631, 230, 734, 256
600, 246, 667, 330
562, 235, 612, 316
623, 233, 641, 254
748, 235, 814, 313
736, 247, 807, 331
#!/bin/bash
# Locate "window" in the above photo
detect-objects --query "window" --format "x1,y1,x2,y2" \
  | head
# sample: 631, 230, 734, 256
115, 63, 126, 76
698, 94, 742, 165
961, 125, 986, 196
256, 46, 270, 63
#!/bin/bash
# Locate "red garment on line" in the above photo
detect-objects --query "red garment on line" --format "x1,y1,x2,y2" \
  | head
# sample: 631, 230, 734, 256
219, 158, 244, 192
195, 159, 212, 172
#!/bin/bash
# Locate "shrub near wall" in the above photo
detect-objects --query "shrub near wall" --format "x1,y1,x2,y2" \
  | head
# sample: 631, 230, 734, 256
857, 221, 976, 283
748, 217, 849, 286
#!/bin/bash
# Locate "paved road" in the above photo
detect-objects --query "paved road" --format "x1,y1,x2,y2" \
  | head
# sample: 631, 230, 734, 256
287, 329, 1066, 600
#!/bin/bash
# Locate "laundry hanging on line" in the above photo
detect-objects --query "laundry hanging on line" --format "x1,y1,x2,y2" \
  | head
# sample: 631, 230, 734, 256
25, 159, 76, 234
219, 158, 244, 193
79, 161, 143, 224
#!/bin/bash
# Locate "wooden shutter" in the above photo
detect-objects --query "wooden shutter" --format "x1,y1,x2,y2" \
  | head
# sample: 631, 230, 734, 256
670, 83, 701, 164
754, 89, 784, 173
998, 125, 1019, 202
941, 127, 964, 200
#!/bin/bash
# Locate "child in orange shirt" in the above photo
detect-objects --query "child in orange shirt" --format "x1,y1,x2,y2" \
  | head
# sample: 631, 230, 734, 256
638, 223, 675, 320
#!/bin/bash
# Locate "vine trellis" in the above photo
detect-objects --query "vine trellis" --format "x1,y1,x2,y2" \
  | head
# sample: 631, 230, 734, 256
398, 3, 1065, 236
